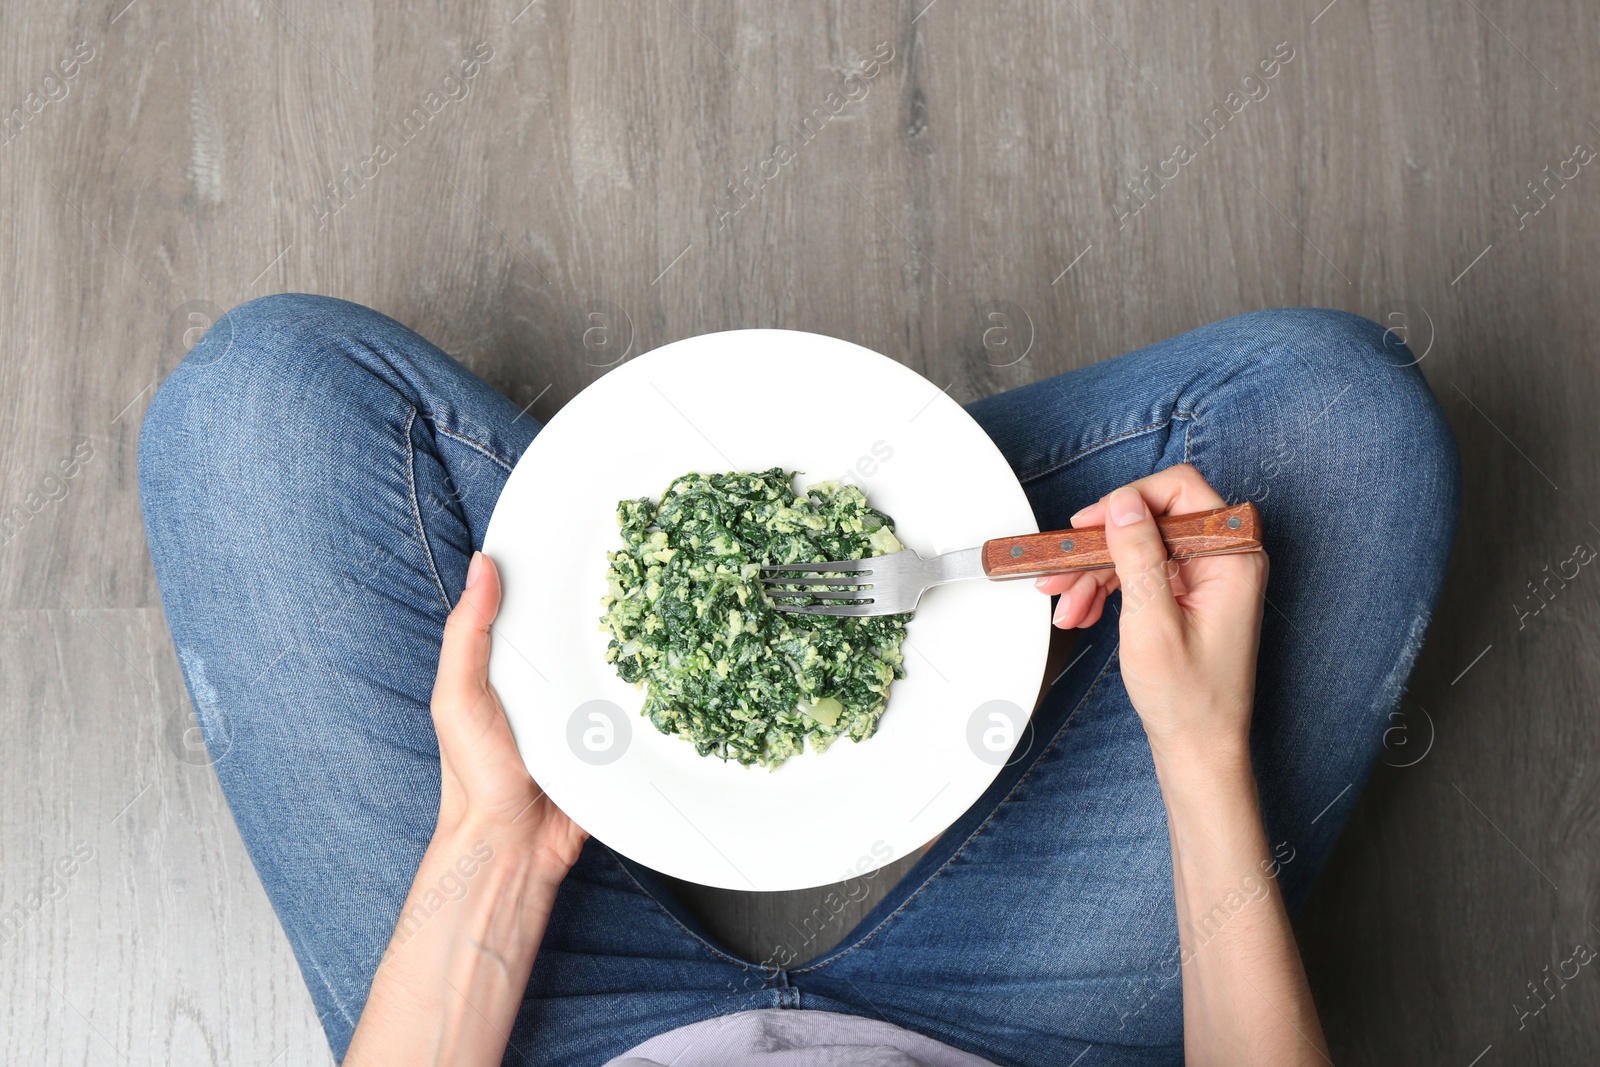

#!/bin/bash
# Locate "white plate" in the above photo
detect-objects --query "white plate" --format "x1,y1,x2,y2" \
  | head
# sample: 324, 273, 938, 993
483, 329, 1050, 891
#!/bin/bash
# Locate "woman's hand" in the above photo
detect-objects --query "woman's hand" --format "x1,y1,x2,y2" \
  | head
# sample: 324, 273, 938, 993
1036, 464, 1268, 770
345, 551, 585, 1067
433, 551, 587, 881
1042, 467, 1328, 1064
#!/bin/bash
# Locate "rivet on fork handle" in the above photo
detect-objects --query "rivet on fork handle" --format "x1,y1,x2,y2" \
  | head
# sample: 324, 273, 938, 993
979, 502, 1263, 580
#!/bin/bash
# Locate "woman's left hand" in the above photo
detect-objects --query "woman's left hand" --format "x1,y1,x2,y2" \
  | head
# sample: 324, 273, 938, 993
431, 551, 587, 882
346, 551, 585, 1066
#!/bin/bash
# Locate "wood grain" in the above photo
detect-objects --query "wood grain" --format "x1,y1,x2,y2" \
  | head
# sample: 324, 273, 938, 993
980, 503, 1262, 578
2, 0, 1598, 1062
0, 610, 327, 1066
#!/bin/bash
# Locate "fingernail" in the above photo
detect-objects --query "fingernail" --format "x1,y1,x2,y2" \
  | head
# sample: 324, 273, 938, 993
1110, 488, 1147, 527
1035, 576, 1053, 590
465, 551, 484, 590
1053, 595, 1070, 625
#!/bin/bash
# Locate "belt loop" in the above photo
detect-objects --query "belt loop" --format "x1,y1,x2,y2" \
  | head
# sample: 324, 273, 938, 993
773, 967, 800, 1008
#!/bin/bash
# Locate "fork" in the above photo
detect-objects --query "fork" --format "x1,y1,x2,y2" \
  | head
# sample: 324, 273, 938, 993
760, 502, 1262, 617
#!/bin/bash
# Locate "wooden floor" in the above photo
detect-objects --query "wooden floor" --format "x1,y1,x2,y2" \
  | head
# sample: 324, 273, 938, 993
3, 0, 1597, 1062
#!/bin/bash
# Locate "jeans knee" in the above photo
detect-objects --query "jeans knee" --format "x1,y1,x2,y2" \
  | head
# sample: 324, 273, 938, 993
1233, 308, 1457, 495
1233, 311, 1462, 563
137, 293, 395, 515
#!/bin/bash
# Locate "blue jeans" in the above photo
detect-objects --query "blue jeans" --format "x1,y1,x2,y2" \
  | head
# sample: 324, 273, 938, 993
138, 295, 1458, 1067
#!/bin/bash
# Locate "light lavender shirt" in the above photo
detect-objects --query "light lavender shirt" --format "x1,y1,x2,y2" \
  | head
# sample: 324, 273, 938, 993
605, 1009, 999, 1067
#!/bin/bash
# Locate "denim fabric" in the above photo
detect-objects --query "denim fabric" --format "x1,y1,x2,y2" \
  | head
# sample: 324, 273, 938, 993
138, 295, 1459, 1067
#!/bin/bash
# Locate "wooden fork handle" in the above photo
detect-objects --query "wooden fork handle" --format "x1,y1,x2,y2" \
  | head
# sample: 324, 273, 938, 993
980, 503, 1262, 580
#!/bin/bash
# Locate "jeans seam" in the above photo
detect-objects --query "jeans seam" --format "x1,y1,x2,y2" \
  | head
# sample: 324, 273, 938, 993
403, 405, 451, 610
300, 946, 358, 1042
1017, 410, 1197, 486
789, 643, 1122, 976
602, 846, 756, 971
425, 417, 517, 473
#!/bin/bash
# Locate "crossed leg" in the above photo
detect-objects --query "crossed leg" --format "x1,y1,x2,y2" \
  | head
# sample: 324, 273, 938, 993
140, 298, 1456, 1067
785, 309, 1458, 1067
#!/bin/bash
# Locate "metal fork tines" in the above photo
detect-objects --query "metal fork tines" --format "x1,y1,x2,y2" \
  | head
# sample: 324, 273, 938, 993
759, 547, 979, 617
759, 559, 877, 617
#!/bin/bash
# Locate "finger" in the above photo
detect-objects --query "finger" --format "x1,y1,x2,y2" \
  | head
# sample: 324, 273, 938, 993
1069, 499, 1107, 528
1037, 566, 1120, 600
1127, 462, 1226, 517
1070, 463, 1227, 525
1035, 572, 1077, 596
432, 552, 502, 719
1168, 560, 1191, 600
1051, 571, 1099, 628
1103, 486, 1184, 634
1080, 583, 1108, 628
1180, 539, 1270, 606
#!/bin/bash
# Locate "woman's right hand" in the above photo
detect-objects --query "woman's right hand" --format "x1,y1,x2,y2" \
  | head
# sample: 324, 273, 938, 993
1045, 466, 1328, 1065
1035, 464, 1269, 769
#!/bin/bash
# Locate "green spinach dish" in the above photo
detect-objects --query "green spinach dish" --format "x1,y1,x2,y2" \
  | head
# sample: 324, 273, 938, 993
600, 469, 909, 769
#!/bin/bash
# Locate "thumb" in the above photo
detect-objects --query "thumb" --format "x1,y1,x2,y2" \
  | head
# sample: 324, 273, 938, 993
433, 551, 502, 716
1103, 487, 1183, 635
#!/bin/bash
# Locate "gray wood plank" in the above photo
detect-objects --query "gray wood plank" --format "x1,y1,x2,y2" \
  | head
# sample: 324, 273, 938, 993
0, 609, 329, 1066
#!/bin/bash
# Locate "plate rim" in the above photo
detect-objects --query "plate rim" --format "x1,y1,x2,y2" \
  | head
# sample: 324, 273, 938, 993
482, 327, 1051, 890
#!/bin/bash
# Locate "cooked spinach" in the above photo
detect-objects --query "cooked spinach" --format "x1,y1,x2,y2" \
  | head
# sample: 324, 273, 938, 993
600, 469, 909, 768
